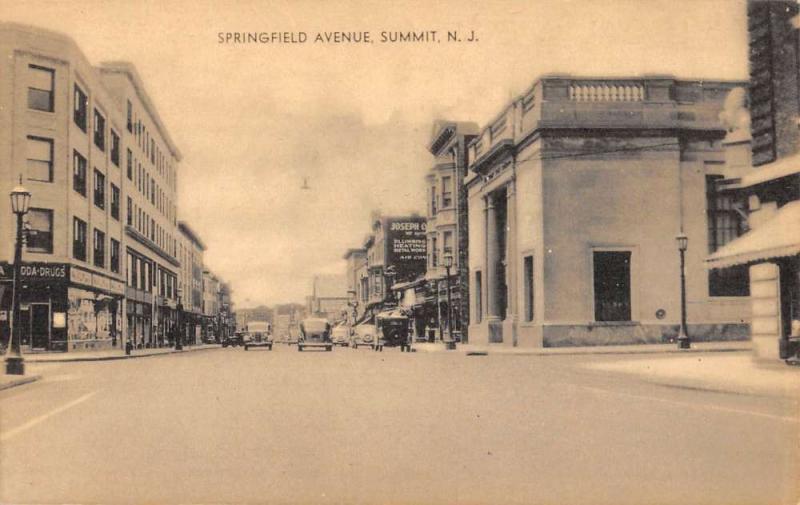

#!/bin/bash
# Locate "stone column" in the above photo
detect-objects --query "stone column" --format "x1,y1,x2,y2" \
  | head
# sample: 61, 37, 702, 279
486, 195, 501, 320
505, 181, 518, 346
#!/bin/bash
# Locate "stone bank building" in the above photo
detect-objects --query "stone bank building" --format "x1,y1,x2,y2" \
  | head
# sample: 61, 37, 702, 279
467, 75, 750, 347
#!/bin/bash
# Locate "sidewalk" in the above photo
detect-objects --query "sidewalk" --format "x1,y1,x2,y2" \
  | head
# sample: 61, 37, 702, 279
585, 354, 800, 398
412, 340, 753, 356
22, 344, 221, 363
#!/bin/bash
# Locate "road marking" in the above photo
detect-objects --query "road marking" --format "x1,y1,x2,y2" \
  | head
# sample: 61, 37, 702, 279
579, 385, 800, 424
1, 391, 98, 442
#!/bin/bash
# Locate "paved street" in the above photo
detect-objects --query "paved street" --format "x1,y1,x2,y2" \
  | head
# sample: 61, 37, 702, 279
2, 346, 798, 505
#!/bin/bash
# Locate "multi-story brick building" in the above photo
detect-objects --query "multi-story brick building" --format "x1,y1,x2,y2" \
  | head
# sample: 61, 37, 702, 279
467, 75, 749, 348
424, 120, 478, 341
0, 23, 129, 351
343, 247, 367, 322
178, 221, 205, 345
99, 61, 182, 350
707, 0, 800, 360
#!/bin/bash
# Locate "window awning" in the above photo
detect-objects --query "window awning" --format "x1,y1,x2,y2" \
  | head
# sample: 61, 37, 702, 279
706, 200, 800, 269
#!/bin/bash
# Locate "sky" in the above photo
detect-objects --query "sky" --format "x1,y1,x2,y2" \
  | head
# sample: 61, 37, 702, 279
2, 0, 750, 307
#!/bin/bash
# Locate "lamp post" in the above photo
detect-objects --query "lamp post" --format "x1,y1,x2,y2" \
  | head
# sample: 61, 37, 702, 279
6, 180, 31, 375
676, 233, 690, 349
175, 288, 184, 350
443, 252, 455, 349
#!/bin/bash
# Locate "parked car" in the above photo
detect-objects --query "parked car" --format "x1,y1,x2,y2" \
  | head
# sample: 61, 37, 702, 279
222, 332, 244, 347
331, 323, 350, 347
351, 323, 376, 349
376, 308, 411, 350
298, 317, 332, 352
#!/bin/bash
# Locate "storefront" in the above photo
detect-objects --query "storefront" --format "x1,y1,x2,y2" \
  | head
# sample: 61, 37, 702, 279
0, 262, 123, 352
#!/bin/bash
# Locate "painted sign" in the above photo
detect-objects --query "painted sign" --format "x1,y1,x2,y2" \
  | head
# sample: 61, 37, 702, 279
385, 217, 427, 282
0, 262, 69, 282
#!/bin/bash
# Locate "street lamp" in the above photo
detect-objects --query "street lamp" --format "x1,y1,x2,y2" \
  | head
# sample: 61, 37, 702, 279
443, 252, 455, 349
6, 180, 31, 375
175, 288, 184, 350
676, 233, 690, 349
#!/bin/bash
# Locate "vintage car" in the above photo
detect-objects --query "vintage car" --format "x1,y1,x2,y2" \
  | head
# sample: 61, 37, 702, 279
331, 323, 350, 347
298, 317, 332, 352
243, 321, 272, 350
350, 323, 376, 349
375, 309, 411, 351
222, 332, 244, 348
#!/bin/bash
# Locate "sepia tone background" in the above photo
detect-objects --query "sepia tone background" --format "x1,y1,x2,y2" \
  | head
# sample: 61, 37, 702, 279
0, 0, 749, 307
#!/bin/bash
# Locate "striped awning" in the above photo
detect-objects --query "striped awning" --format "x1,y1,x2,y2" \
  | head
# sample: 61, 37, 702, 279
706, 200, 800, 269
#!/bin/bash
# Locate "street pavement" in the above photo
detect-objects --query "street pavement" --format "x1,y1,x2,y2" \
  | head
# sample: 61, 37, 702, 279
1, 345, 798, 505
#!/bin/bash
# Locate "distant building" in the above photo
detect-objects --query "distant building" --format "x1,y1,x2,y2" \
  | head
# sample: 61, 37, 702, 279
307, 274, 348, 321
467, 75, 749, 347
343, 248, 368, 322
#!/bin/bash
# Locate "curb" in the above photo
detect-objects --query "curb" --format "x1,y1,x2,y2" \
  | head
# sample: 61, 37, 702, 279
24, 345, 221, 363
640, 376, 799, 399
0, 374, 41, 391
413, 344, 752, 357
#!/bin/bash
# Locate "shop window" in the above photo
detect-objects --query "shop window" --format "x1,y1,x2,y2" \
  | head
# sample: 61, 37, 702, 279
73, 150, 87, 196
93, 108, 106, 151
26, 136, 53, 182
110, 238, 120, 273
94, 169, 105, 209
93, 228, 105, 268
73, 217, 87, 261
706, 175, 749, 296
28, 64, 54, 112
26, 208, 53, 253
110, 184, 120, 220
524, 255, 534, 322
110, 130, 120, 166
74, 84, 87, 131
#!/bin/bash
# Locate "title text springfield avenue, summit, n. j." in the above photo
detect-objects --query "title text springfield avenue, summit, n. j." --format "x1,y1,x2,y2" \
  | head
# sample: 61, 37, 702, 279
217, 30, 478, 44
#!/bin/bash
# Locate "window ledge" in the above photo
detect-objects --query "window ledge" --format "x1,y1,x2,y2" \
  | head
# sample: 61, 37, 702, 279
588, 321, 640, 327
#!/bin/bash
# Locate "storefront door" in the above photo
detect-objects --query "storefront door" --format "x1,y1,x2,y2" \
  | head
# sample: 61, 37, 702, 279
29, 303, 50, 349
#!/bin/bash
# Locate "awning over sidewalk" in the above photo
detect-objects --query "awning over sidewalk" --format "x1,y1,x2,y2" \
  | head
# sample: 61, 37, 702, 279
706, 200, 800, 269
732, 152, 800, 189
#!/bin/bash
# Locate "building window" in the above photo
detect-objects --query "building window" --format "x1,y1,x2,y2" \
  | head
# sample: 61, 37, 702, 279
430, 185, 438, 216
93, 228, 105, 268
441, 176, 452, 208
110, 184, 120, 220
126, 149, 133, 180
474, 271, 483, 323
73, 217, 87, 261
150, 139, 155, 164
74, 84, 87, 131
73, 150, 87, 196
93, 109, 106, 151
706, 176, 749, 296
431, 235, 439, 267
442, 231, 453, 258
27, 65, 54, 112
127, 252, 135, 287
110, 130, 120, 166
94, 169, 105, 209
127, 197, 133, 225
126, 100, 133, 133
523, 255, 534, 322
593, 251, 632, 322
26, 208, 53, 253
26, 136, 53, 182
110, 238, 120, 273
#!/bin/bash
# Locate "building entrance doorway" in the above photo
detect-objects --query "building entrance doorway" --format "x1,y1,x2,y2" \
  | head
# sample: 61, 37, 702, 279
593, 251, 632, 322
29, 303, 50, 349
